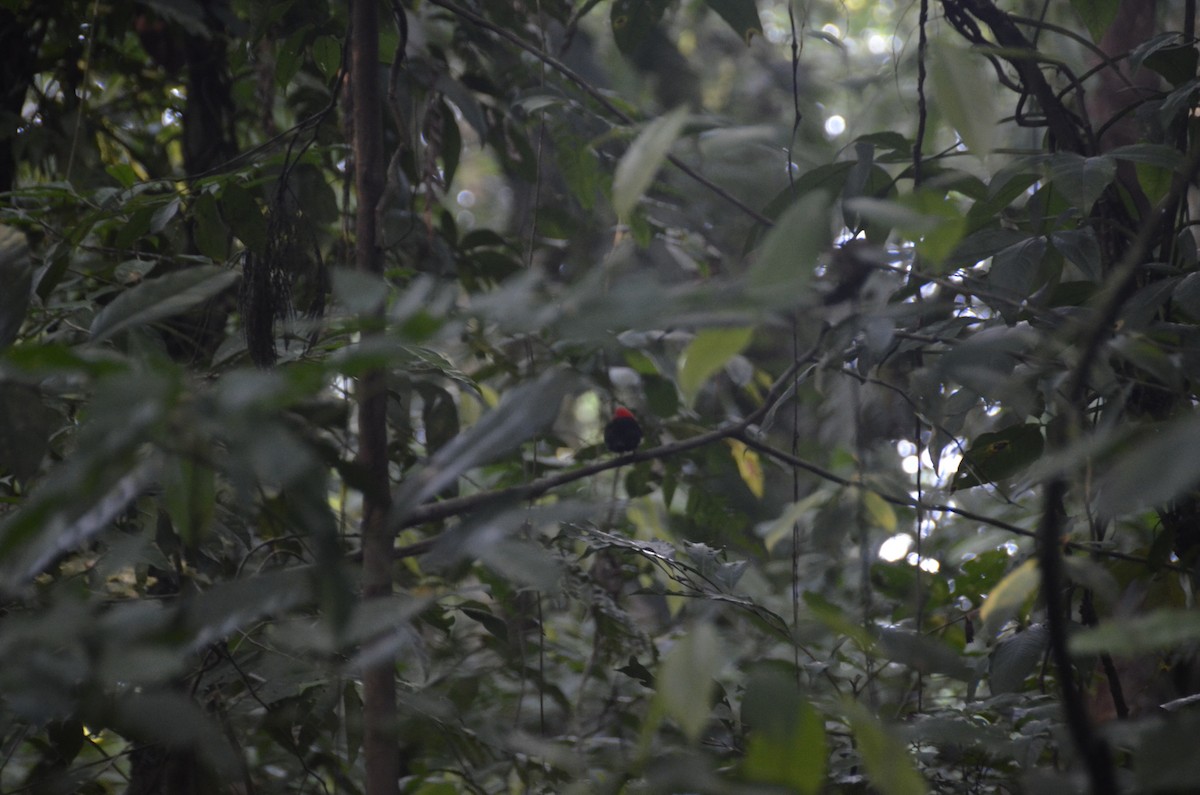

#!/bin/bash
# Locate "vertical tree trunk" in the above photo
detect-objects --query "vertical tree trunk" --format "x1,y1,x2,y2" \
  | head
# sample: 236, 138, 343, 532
0, 9, 44, 193
350, 1, 398, 794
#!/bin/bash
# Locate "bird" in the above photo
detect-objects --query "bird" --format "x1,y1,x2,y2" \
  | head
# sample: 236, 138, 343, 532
603, 407, 643, 454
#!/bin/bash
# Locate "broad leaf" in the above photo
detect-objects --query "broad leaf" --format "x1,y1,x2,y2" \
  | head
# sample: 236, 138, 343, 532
655, 622, 721, 742
878, 628, 972, 680
89, 265, 240, 343
678, 327, 754, 406
725, 438, 764, 498
932, 45, 997, 158
990, 623, 1049, 693
1045, 153, 1117, 214
611, 0, 671, 54
979, 558, 1039, 640
1071, 609, 1200, 656
613, 106, 690, 221
0, 225, 32, 350
1096, 414, 1200, 517
747, 190, 831, 297
704, 0, 762, 45
390, 368, 576, 513
1069, 0, 1120, 43
952, 424, 1044, 491
845, 701, 929, 795
742, 668, 826, 793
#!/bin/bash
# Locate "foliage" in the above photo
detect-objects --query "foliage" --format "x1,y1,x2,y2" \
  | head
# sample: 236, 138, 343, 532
3, 0, 1200, 793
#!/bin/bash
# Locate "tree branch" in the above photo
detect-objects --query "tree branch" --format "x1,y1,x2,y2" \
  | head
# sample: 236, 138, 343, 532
946, 0, 1089, 153
385, 332, 827, 546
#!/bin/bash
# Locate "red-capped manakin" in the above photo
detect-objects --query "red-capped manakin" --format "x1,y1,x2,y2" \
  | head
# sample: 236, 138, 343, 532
603, 407, 643, 454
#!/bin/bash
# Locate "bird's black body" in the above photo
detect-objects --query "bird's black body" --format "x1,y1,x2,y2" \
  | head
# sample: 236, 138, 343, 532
604, 409, 643, 453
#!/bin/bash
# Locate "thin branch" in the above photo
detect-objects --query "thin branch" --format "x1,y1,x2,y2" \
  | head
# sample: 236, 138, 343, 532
913, 0, 929, 187
425, 0, 773, 228
735, 432, 1176, 571
386, 332, 828, 545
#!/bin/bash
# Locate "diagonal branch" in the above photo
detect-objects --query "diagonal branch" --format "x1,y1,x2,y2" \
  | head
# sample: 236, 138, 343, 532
385, 331, 827, 548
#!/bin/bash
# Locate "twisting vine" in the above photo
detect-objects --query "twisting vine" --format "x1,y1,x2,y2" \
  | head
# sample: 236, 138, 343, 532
787, 0, 807, 688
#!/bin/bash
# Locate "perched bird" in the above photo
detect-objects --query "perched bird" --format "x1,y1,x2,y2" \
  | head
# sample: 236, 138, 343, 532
603, 407, 643, 454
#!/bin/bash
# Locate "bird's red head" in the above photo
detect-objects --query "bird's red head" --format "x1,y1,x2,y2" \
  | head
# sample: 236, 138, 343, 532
604, 406, 643, 453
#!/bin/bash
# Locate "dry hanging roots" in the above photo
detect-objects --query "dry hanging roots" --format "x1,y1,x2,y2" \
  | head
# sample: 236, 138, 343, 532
240, 195, 327, 368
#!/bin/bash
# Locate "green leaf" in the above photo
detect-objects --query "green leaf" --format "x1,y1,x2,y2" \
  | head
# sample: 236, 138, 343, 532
184, 569, 313, 652
612, 106, 690, 221
106, 162, 138, 188
1050, 228, 1102, 281
1071, 609, 1200, 657
703, 0, 762, 45
1132, 33, 1198, 87
220, 183, 268, 255
951, 424, 1044, 491
391, 369, 576, 512
863, 491, 897, 532
988, 236, 1047, 313
423, 502, 587, 589
677, 327, 754, 406
1069, 0, 1120, 42
1135, 161, 1174, 205
111, 691, 241, 777
163, 455, 215, 547
989, 623, 1049, 693
89, 266, 240, 343
192, 191, 229, 261
979, 558, 1039, 639
611, 0, 671, 55
1045, 153, 1117, 214
747, 190, 831, 298
0, 383, 54, 481
0, 224, 32, 350
557, 139, 604, 212
878, 628, 972, 680
1108, 143, 1186, 172
655, 623, 721, 742
0, 457, 159, 588
1096, 414, 1200, 518
803, 590, 874, 650
845, 192, 966, 268
311, 34, 341, 79
149, 195, 180, 234
844, 701, 929, 795
932, 45, 996, 158
742, 669, 826, 793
